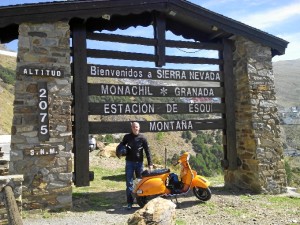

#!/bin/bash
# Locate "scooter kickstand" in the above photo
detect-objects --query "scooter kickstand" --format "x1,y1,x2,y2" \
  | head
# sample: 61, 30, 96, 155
171, 195, 179, 207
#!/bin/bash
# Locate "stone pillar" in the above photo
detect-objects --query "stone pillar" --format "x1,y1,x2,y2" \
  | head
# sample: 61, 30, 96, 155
224, 36, 287, 193
10, 21, 73, 209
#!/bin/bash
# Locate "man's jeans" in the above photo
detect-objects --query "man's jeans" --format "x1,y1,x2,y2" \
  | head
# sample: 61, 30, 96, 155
126, 160, 143, 204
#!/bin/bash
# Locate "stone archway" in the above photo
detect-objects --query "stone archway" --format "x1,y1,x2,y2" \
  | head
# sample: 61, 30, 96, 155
4, 2, 287, 210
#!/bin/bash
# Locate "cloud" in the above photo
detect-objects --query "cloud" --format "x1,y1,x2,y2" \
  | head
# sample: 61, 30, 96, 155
237, 2, 300, 29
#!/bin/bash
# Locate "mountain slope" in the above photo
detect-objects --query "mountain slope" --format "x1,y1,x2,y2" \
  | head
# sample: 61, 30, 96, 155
273, 59, 300, 108
0, 53, 16, 134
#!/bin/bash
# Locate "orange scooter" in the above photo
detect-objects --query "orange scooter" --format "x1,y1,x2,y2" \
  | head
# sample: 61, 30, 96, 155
132, 152, 211, 207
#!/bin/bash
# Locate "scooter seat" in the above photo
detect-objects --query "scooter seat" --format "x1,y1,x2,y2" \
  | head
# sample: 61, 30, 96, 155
142, 168, 170, 177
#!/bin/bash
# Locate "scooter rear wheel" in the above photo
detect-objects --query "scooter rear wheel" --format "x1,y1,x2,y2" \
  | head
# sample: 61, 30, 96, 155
193, 187, 211, 201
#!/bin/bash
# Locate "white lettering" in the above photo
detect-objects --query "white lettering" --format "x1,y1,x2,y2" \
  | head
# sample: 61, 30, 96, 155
49, 148, 56, 154
89, 65, 143, 78
188, 103, 212, 113
174, 87, 215, 97
103, 103, 155, 114
21, 68, 63, 77
166, 104, 178, 113
90, 65, 96, 75
189, 71, 221, 81
100, 85, 153, 96
156, 69, 187, 80
149, 120, 193, 131
40, 148, 45, 155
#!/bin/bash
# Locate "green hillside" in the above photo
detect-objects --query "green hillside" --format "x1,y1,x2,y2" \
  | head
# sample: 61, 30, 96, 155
0, 54, 16, 134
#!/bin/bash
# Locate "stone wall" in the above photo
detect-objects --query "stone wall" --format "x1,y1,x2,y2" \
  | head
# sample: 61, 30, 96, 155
224, 36, 287, 193
9, 21, 73, 209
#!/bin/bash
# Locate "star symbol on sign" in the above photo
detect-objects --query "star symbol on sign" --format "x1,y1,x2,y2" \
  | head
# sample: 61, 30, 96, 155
160, 87, 168, 96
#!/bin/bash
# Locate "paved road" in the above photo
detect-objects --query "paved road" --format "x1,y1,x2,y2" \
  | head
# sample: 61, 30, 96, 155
0, 135, 11, 160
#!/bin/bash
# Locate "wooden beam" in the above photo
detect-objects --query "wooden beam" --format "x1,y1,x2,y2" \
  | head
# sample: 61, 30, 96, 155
86, 64, 224, 82
89, 119, 225, 134
87, 83, 224, 98
86, 32, 223, 50
87, 32, 156, 46
166, 55, 223, 65
72, 21, 90, 186
222, 38, 237, 170
86, 49, 222, 65
166, 40, 223, 50
88, 103, 225, 115
87, 49, 155, 62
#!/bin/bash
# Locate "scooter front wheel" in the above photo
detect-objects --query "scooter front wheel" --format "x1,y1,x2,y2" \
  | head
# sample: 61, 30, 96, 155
193, 187, 211, 201
136, 196, 148, 208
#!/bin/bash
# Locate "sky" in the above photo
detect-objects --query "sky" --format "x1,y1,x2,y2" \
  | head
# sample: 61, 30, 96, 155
0, 0, 299, 63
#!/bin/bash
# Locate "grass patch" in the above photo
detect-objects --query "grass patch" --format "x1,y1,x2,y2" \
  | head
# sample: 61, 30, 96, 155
74, 167, 126, 193
258, 195, 300, 216
209, 174, 224, 186
268, 196, 300, 207
175, 219, 186, 225
22, 209, 59, 220
223, 207, 249, 217
72, 166, 127, 211
0, 85, 14, 134
202, 201, 217, 215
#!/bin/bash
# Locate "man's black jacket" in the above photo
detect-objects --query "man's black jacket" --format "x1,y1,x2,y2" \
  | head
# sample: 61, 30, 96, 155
121, 133, 152, 166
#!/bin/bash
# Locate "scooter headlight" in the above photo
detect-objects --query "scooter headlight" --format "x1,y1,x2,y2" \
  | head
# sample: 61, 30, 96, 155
137, 189, 143, 194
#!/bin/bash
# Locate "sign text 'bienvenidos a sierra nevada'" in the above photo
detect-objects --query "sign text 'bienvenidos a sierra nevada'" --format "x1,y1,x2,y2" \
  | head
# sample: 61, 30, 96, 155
88, 64, 223, 82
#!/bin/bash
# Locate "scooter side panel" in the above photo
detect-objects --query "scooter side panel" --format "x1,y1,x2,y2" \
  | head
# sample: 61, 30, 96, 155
191, 175, 211, 188
136, 177, 168, 196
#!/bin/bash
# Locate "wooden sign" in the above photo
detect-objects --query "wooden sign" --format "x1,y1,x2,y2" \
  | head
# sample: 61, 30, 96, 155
38, 82, 50, 141
89, 119, 225, 134
88, 83, 224, 97
88, 64, 223, 82
19, 67, 64, 77
24, 146, 59, 156
89, 103, 225, 115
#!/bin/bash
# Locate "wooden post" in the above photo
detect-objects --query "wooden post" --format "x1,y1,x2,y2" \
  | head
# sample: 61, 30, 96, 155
153, 12, 166, 67
72, 20, 90, 186
222, 38, 238, 170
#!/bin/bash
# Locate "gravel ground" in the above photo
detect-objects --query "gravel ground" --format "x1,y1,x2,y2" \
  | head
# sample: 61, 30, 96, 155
22, 188, 300, 225
22, 154, 300, 225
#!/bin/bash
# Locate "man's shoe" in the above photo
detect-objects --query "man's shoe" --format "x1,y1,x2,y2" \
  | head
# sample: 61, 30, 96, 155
126, 203, 133, 210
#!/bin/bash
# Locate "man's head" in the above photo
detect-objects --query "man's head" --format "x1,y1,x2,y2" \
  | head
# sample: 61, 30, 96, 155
131, 122, 140, 135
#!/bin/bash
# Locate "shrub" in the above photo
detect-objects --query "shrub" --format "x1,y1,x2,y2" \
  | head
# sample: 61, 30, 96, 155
284, 158, 292, 185
0, 65, 15, 85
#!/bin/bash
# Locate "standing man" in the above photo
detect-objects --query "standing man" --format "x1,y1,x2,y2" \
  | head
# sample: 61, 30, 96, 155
121, 122, 153, 209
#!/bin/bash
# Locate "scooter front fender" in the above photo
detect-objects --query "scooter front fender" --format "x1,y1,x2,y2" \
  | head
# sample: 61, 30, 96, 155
191, 175, 210, 189
135, 177, 169, 196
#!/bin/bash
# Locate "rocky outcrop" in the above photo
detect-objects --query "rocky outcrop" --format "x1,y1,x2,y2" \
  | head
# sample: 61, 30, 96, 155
127, 197, 176, 225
